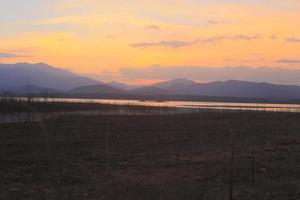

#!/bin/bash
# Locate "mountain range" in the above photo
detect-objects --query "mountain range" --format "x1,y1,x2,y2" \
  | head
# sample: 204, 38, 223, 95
0, 63, 98, 91
1, 63, 300, 101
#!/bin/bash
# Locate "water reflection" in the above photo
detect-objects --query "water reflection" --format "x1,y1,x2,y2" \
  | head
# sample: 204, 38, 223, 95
33, 98, 300, 113
1, 98, 300, 124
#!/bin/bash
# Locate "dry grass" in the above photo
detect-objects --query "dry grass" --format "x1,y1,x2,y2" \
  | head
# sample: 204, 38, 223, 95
0, 108, 300, 200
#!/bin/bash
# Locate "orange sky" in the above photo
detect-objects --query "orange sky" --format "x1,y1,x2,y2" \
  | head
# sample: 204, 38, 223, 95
1, 0, 300, 82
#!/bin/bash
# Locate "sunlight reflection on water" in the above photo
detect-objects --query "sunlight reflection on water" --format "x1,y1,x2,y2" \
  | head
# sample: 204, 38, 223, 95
34, 97, 300, 113
1, 98, 300, 124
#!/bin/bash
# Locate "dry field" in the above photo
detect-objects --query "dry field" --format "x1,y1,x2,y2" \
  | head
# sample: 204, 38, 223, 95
0, 106, 299, 200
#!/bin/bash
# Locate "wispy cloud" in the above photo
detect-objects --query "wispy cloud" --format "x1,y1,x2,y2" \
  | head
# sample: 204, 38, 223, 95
232, 34, 261, 41
145, 25, 161, 31
0, 52, 29, 59
104, 34, 115, 39
200, 34, 261, 43
277, 59, 300, 64
130, 40, 194, 48
207, 19, 231, 25
286, 37, 300, 43
269, 35, 278, 40
130, 34, 262, 49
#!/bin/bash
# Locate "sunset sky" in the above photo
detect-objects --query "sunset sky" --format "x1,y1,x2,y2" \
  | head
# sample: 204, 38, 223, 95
1, 0, 300, 83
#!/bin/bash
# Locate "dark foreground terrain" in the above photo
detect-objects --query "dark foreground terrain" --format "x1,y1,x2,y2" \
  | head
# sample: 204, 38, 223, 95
0, 109, 300, 200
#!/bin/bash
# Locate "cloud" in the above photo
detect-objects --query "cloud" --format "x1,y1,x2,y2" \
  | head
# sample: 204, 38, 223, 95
277, 59, 300, 64
207, 20, 223, 25
231, 34, 261, 41
286, 37, 300, 43
130, 40, 194, 48
269, 35, 278, 40
145, 25, 161, 31
0, 52, 29, 59
207, 19, 231, 25
130, 34, 261, 49
0, 53, 17, 58
104, 34, 115, 39
199, 36, 227, 43
197, 34, 260, 44
58, 38, 67, 42
119, 65, 300, 85
225, 57, 265, 63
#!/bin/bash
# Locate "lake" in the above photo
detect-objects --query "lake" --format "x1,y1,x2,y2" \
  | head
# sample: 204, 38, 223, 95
1, 98, 300, 124
33, 97, 300, 113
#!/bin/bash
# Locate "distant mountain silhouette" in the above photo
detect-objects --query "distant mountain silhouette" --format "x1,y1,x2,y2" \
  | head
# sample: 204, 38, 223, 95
14, 85, 62, 95
69, 84, 126, 94
0, 63, 99, 91
129, 86, 171, 95
196, 80, 300, 99
150, 79, 300, 99
107, 81, 138, 90
152, 78, 198, 89
152, 78, 199, 94
1, 63, 300, 100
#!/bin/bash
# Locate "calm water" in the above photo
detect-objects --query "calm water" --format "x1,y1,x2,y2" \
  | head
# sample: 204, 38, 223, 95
34, 97, 300, 113
1, 98, 300, 124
